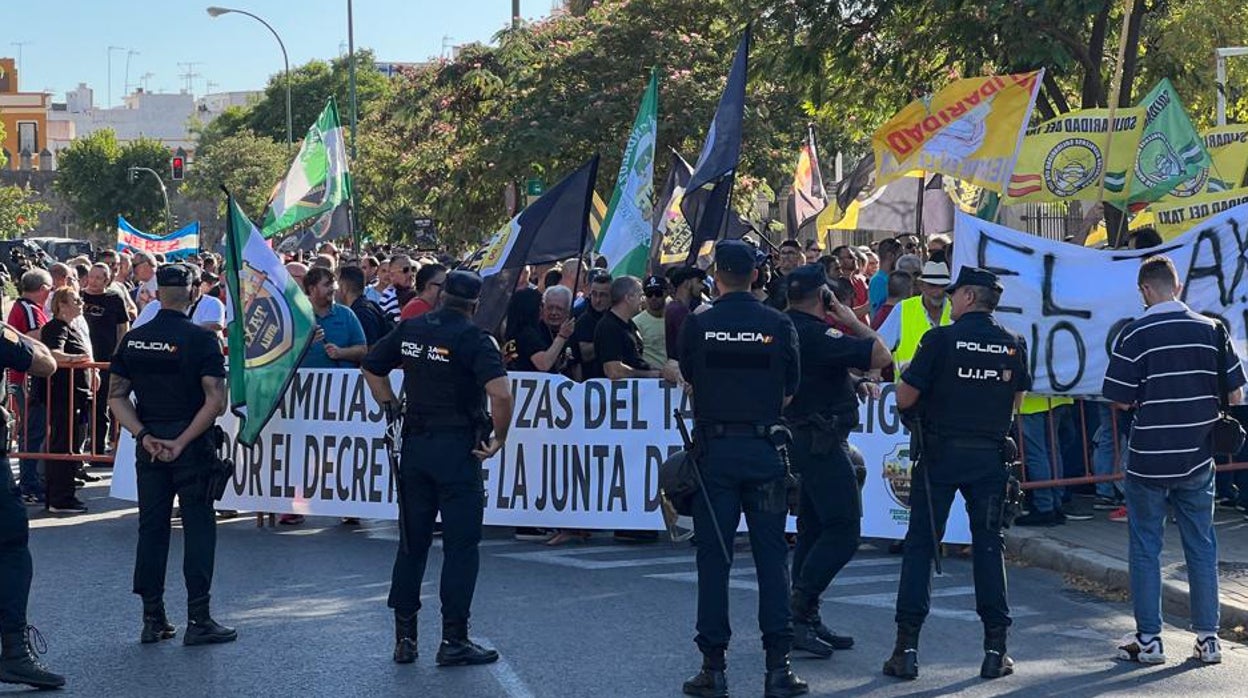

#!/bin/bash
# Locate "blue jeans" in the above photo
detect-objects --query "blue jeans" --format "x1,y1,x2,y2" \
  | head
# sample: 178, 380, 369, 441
1124, 468, 1220, 635
1020, 409, 1065, 514
15, 384, 46, 497
1092, 403, 1129, 500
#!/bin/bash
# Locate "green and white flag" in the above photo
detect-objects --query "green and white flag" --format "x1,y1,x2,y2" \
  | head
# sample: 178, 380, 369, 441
261, 97, 351, 240
1125, 79, 1211, 205
224, 195, 316, 446
595, 69, 657, 278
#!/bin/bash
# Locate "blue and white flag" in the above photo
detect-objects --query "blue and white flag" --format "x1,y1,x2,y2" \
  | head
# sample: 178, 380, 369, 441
117, 216, 199, 260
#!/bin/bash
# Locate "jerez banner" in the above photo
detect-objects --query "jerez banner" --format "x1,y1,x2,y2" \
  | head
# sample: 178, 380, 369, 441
952, 204, 1248, 396
110, 371, 971, 543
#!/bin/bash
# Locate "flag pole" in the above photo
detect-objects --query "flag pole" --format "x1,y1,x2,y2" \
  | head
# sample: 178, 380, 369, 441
1091, 0, 1137, 247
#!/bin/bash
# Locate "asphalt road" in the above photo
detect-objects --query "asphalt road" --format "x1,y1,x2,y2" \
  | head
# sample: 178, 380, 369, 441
8, 475, 1247, 697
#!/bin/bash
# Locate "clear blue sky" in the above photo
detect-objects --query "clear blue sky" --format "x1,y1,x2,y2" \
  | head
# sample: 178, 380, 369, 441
5, 1, 554, 106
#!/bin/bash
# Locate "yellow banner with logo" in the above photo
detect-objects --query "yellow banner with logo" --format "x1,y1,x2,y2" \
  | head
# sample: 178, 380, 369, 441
1159, 125, 1248, 200
1003, 108, 1145, 204
872, 71, 1043, 193
1151, 186, 1248, 238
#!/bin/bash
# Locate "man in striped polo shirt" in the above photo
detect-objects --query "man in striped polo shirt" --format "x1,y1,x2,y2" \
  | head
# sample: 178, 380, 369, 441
1102, 255, 1246, 666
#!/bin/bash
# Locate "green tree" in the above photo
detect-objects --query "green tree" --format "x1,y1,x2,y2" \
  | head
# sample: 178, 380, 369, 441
236, 50, 393, 148
355, 0, 806, 249
0, 184, 50, 239
54, 130, 177, 233
182, 128, 288, 219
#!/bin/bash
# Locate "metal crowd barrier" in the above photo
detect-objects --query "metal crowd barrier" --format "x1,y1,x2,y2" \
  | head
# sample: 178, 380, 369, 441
9, 360, 117, 465
1013, 399, 1248, 492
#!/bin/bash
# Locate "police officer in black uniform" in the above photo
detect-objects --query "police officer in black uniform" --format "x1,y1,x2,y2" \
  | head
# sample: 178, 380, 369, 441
783, 265, 891, 658
0, 318, 63, 690
362, 270, 514, 667
108, 264, 235, 647
883, 267, 1030, 681
677, 240, 805, 698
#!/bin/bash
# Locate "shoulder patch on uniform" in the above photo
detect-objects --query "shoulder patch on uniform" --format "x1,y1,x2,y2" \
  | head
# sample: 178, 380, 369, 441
825, 327, 843, 339
2, 326, 19, 344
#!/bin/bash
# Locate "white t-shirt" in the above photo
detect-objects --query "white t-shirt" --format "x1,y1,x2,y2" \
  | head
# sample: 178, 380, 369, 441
133, 294, 227, 330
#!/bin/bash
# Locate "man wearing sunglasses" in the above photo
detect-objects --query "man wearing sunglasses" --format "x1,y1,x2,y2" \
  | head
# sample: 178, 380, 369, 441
380, 254, 418, 321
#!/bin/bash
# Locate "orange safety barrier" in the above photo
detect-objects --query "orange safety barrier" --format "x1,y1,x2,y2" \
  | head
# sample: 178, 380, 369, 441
1013, 399, 1248, 491
9, 360, 117, 465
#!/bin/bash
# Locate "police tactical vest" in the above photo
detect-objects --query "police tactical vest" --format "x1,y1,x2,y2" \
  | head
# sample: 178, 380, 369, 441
401, 313, 489, 428
689, 295, 791, 424
922, 314, 1027, 441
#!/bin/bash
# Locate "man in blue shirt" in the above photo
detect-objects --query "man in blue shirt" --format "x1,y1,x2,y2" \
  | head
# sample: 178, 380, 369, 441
301, 267, 367, 369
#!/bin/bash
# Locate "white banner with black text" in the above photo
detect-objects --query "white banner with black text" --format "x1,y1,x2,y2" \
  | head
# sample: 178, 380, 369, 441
953, 204, 1248, 396
110, 370, 971, 543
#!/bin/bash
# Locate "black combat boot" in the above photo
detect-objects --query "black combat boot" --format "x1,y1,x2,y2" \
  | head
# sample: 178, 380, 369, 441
789, 591, 833, 658
980, 626, 1014, 679
141, 601, 177, 644
184, 598, 237, 646
882, 623, 921, 680
435, 620, 499, 667
0, 627, 66, 690
763, 650, 808, 698
681, 648, 728, 698
393, 611, 418, 664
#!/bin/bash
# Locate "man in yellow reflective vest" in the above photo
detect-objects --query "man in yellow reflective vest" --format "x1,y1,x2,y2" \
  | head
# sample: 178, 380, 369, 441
877, 261, 953, 368
1012, 396, 1086, 526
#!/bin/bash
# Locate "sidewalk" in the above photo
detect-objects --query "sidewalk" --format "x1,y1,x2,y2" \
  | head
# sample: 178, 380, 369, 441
1005, 500, 1248, 630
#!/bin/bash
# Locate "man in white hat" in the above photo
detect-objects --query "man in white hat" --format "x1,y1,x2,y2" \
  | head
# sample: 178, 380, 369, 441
876, 261, 953, 369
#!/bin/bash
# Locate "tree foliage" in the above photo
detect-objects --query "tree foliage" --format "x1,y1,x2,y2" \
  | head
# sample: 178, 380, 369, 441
355, 0, 807, 249
54, 130, 179, 233
182, 128, 288, 219
0, 184, 49, 240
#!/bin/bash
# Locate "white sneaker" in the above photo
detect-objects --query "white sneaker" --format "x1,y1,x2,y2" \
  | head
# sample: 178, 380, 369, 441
1193, 636, 1222, 664
1117, 632, 1166, 664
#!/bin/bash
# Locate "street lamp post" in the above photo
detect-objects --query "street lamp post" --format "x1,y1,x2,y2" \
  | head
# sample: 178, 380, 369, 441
1216, 47, 1248, 127
207, 6, 293, 154
127, 166, 173, 234
347, 0, 358, 160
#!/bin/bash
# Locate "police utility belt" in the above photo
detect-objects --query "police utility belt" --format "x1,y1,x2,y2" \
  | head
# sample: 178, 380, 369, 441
403, 413, 492, 440
787, 412, 852, 456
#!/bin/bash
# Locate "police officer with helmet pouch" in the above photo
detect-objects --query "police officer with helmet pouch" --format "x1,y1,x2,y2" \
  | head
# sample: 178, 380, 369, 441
676, 240, 806, 698
108, 263, 235, 647
783, 265, 891, 658
883, 267, 1030, 682
362, 269, 514, 668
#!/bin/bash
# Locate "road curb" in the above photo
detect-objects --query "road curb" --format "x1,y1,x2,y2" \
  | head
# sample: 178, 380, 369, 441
1004, 527, 1248, 630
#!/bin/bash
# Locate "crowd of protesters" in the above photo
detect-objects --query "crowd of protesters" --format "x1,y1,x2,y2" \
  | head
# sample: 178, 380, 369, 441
7, 224, 1248, 535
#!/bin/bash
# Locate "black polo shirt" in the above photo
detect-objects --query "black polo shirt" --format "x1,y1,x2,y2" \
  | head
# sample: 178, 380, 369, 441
570, 307, 605, 379
594, 309, 650, 373
784, 310, 875, 424
350, 296, 392, 346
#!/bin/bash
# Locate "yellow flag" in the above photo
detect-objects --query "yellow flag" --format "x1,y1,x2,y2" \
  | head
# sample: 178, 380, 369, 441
1003, 108, 1145, 204
1150, 186, 1248, 238
872, 72, 1043, 192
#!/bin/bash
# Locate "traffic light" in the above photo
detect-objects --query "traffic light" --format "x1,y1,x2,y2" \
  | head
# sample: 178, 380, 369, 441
171, 155, 185, 181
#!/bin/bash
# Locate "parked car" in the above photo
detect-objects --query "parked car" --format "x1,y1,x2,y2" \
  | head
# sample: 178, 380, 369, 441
27, 237, 95, 262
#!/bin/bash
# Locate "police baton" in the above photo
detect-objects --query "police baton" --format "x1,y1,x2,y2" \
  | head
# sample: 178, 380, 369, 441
907, 413, 943, 577
382, 401, 409, 555
674, 410, 733, 567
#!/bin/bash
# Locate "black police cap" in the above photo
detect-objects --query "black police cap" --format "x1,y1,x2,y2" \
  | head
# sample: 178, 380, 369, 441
156, 263, 194, 287
444, 270, 484, 300
785, 264, 828, 297
946, 266, 1004, 293
714, 240, 755, 274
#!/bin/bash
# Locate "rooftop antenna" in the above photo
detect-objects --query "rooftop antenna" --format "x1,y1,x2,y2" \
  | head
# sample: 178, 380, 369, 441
139, 72, 155, 92
10, 42, 32, 74
124, 49, 140, 96
177, 61, 203, 94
